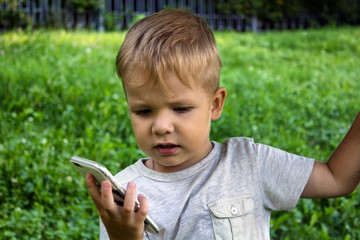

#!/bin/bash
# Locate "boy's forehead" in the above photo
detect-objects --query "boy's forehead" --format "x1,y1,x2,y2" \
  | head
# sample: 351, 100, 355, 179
124, 72, 210, 102
124, 71, 196, 95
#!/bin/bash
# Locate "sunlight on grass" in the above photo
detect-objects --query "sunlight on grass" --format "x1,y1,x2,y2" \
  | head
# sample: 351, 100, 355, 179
1, 27, 359, 239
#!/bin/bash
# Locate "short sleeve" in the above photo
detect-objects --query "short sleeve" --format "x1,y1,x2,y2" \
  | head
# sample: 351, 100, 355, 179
254, 143, 314, 210
99, 218, 109, 239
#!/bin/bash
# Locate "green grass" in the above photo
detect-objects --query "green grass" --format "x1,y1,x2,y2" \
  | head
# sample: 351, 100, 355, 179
1, 27, 359, 239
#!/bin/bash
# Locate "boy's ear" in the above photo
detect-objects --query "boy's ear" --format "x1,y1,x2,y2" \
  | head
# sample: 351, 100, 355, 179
211, 87, 227, 120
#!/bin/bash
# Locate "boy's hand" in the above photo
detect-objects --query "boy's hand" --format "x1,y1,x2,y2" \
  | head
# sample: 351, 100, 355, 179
86, 173, 148, 240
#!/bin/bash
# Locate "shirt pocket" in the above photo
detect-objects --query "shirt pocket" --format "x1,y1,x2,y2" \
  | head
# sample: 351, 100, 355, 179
208, 195, 257, 240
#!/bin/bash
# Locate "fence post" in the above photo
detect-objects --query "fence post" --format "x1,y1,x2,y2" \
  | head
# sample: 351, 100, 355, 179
251, 16, 258, 32
98, 0, 104, 31
125, 0, 134, 28
207, 0, 214, 30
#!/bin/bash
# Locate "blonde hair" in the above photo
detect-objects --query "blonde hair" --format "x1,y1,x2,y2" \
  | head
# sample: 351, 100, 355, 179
116, 9, 222, 95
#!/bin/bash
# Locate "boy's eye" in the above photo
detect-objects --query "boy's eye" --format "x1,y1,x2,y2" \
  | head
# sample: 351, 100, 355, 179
134, 109, 151, 115
174, 107, 192, 113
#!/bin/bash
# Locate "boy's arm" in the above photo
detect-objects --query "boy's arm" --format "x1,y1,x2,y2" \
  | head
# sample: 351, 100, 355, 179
85, 174, 148, 240
301, 111, 360, 198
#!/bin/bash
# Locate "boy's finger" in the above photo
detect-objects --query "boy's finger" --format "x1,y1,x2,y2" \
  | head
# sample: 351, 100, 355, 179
101, 180, 118, 217
85, 173, 103, 210
135, 194, 149, 225
121, 182, 137, 219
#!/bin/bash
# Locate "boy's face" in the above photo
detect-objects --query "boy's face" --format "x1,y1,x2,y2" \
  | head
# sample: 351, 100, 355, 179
124, 72, 225, 173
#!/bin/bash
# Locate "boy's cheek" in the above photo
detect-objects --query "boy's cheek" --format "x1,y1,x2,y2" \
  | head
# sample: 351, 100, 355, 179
130, 119, 146, 133
132, 130, 150, 148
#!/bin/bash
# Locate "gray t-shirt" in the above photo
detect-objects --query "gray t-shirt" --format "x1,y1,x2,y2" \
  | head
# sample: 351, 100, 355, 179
100, 137, 314, 239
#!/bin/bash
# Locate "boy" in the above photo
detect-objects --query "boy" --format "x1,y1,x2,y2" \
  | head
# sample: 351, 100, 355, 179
86, 9, 360, 240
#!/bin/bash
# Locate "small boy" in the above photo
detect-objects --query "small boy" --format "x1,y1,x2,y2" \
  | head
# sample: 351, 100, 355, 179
86, 9, 360, 240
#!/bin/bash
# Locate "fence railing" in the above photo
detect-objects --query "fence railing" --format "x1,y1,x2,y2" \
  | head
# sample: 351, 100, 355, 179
1, 0, 358, 32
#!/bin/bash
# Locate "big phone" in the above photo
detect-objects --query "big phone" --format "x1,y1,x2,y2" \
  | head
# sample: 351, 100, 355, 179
70, 155, 160, 234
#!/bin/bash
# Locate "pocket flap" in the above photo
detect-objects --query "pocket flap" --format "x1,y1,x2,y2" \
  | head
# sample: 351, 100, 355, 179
208, 195, 254, 218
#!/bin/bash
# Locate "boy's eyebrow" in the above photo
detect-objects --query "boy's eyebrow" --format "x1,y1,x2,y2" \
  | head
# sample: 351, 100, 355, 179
128, 102, 150, 110
128, 98, 196, 109
169, 99, 196, 106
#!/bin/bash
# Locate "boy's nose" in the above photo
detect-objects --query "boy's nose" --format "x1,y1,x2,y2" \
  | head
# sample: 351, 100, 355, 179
151, 112, 174, 135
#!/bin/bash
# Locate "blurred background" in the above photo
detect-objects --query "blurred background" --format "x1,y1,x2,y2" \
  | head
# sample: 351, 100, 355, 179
1, 0, 360, 239
1, 0, 360, 32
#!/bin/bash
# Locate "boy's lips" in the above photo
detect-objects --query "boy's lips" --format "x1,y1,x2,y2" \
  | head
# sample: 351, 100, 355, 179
154, 143, 180, 155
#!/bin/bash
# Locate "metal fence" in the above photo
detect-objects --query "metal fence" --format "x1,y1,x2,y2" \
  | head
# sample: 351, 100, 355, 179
0, 0, 345, 32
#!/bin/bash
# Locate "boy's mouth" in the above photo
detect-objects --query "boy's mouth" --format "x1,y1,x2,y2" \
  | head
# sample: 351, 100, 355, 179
154, 143, 179, 155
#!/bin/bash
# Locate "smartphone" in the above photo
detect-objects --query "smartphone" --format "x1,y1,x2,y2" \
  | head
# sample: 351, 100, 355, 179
70, 155, 160, 234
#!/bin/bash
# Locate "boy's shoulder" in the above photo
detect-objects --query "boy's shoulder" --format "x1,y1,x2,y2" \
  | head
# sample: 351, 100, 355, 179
221, 137, 256, 154
114, 161, 142, 186
223, 137, 254, 144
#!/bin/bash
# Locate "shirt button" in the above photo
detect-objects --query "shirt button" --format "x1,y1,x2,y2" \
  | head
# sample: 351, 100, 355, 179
230, 206, 238, 215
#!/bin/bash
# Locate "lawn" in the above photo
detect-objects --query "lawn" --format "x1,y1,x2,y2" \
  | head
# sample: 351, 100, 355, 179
0, 27, 359, 239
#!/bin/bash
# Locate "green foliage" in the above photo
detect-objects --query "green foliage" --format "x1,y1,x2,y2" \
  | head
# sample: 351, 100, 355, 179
130, 14, 146, 27
1, 28, 359, 239
104, 13, 122, 31
0, 0, 32, 30
216, 0, 360, 26
69, 0, 100, 13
